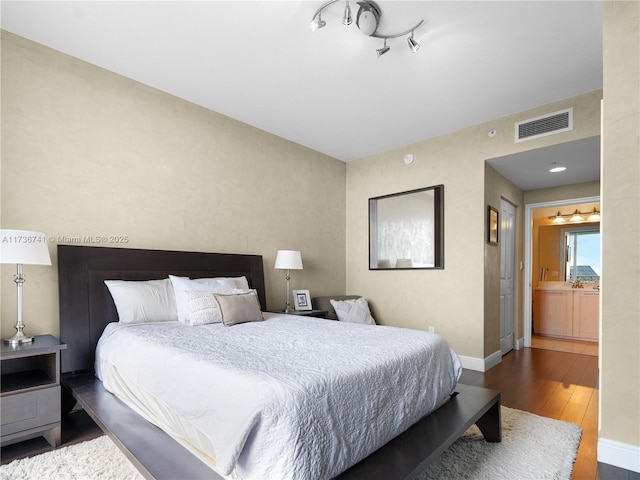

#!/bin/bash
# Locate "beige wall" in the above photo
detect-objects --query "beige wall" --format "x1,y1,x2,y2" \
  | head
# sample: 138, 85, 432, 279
484, 164, 524, 353
535, 224, 566, 284
0, 32, 347, 337
601, 0, 640, 455
524, 181, 601, 205
346, 91, 602, 362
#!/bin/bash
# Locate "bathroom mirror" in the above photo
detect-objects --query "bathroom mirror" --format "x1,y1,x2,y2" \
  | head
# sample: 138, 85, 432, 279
369, 185, 444, 270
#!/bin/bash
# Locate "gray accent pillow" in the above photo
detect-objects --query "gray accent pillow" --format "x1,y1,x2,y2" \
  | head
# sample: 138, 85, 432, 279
215, 291, 264, 326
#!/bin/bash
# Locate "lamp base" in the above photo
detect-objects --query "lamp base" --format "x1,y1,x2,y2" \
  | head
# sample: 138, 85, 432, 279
284, 305, 295, 313
4, 329, 33, 345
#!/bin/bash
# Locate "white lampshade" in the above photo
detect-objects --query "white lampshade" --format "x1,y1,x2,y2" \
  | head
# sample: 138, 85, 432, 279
1, 230, 51, 265
569, 210, 584, 223
274, 250, 303, 270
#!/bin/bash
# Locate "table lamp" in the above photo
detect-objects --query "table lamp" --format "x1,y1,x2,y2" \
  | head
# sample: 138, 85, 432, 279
1, 229, 51, 345
274, 250, 303, 313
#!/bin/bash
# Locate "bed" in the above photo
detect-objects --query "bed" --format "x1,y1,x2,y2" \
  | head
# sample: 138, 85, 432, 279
58, 244, 501, 480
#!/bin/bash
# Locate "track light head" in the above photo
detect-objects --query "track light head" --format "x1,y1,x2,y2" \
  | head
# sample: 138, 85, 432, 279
407, 33, 420, 53
311, 13, 326, 32
343, 2, 353, 25
376, 38, 390, 58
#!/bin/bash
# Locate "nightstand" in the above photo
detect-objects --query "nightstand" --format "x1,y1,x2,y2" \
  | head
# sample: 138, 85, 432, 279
271, 310, 328, 318
1, 334, 67, 447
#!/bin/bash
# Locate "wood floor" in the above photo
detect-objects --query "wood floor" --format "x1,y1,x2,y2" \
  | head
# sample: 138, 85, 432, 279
2, 341, 632, 479
459, 343, 600, 480
531, 334, 599, 357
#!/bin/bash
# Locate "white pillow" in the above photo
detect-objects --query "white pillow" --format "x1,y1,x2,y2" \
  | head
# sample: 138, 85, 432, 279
183, 288, 253, 326
169, 275, 249, 323
104, 279, 178, 324
330, 297, 376, 325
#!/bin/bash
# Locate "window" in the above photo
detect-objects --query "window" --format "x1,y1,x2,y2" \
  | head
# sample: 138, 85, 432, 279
564, 227, 600, 282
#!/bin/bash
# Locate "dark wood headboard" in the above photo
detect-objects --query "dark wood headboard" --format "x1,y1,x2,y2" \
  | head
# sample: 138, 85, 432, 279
58, 245, 266, 374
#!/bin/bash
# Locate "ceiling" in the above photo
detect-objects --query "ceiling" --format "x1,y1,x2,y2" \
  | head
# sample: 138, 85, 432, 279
1, 1, 603, 187
487, 136, 601, 191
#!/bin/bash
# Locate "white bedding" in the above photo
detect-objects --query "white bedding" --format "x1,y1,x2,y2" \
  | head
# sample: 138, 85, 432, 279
95, 313, 461, 480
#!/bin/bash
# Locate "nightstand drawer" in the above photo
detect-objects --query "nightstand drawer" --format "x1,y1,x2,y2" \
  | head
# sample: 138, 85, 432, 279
0, 386, 60, 436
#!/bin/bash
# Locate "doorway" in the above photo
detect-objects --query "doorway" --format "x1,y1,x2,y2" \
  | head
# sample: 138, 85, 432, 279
523, 195, 600, 349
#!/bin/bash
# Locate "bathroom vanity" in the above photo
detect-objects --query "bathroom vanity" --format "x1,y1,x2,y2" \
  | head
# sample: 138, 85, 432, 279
533, 282, 599, 341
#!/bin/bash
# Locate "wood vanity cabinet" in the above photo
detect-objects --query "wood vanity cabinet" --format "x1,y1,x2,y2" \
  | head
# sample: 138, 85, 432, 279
533, 289, 599, 341
534, 290, 574, 337
572, 291, 599, 340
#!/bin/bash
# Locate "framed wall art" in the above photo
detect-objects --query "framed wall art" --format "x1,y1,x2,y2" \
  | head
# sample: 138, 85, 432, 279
487, 205, 499, 245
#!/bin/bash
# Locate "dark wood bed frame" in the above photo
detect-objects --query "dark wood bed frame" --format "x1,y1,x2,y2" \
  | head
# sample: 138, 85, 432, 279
58, 244, 501, 480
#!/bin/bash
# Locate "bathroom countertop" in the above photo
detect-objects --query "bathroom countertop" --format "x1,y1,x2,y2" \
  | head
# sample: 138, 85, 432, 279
535, 282, 599, 291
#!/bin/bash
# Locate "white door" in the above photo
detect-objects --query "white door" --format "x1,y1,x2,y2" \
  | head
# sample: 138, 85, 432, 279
500, 199, 516, 355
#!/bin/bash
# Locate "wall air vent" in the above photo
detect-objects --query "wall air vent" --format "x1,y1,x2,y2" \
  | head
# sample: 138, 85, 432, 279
515, 108, 573, 142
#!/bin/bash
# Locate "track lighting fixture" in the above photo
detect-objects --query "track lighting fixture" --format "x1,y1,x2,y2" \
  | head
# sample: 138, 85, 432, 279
376, 38, 390, 57
311, 12, 326, 31
310, 0, 424, 57
407, 31, 420, 53
342, 1, 353, 25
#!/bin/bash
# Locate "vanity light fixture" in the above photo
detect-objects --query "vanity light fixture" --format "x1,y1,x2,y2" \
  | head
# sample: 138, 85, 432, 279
549, 208, 601, 224
552, 211, 566, 224
310, 0, 424, 58
570, 210, 584, 222
587, 208, 601, 222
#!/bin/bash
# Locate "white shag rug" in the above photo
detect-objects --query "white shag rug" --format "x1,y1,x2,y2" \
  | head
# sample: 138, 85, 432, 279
1, 407, 581, 480
419, 406, 582, 480
0, 436, 143, 480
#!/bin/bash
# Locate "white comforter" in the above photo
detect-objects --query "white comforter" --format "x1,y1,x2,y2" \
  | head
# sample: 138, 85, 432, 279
95, 313, 461, 480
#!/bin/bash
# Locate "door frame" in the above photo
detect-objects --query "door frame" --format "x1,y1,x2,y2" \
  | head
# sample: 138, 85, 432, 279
523, 195, 600, 347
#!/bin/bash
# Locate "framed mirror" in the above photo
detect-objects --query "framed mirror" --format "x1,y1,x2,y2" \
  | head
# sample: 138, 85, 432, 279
369, 185, 444, 270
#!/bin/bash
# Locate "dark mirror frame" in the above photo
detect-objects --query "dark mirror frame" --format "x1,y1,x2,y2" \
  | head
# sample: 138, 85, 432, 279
368, 184, 444, 270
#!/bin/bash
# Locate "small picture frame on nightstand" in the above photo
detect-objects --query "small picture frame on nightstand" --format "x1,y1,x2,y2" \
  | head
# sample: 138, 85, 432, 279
293, 290, 312, 311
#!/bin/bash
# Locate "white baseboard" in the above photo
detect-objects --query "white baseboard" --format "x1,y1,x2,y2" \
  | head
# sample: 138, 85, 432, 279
458, 350, 502, 372
515, 337, 524, 350
598, 437, 640, 473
